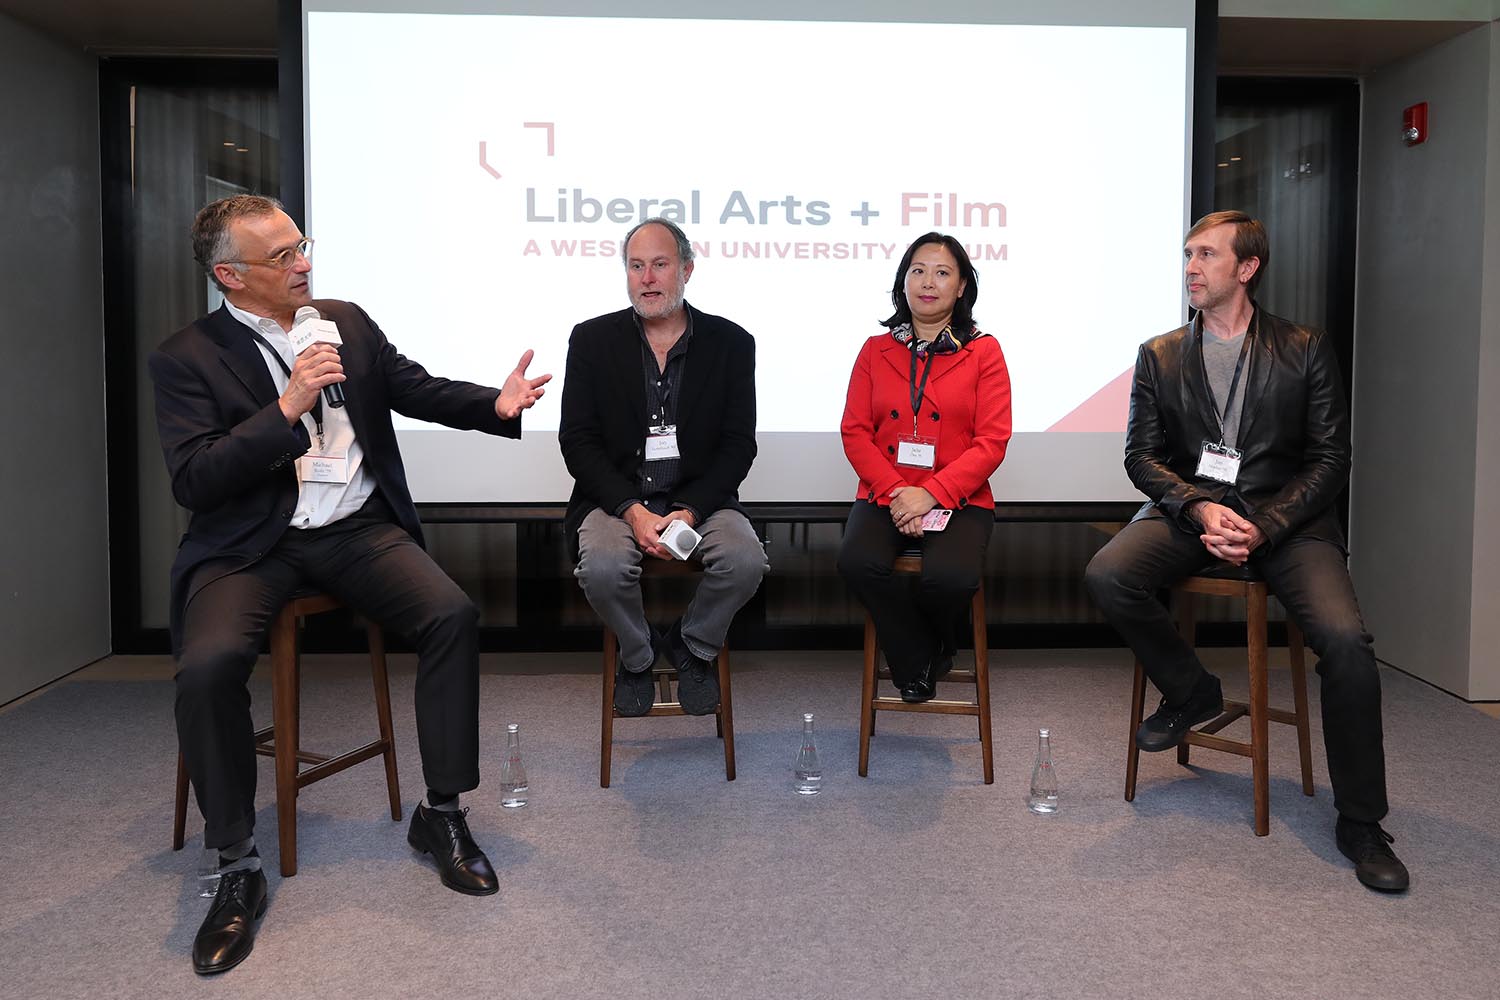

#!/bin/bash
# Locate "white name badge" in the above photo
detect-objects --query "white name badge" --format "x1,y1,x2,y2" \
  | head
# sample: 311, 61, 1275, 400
289, 317, 342, 355
299, 452, 350, 484
645, 424, 681, 460
896, 436, 936, 469
1196, 441, 1242, 485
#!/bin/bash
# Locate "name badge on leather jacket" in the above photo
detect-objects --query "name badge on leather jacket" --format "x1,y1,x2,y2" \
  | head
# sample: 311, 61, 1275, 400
1196, 441, 1241, 485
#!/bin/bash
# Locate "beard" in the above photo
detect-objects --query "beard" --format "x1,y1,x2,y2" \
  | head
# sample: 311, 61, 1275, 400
631, 277, 686, 320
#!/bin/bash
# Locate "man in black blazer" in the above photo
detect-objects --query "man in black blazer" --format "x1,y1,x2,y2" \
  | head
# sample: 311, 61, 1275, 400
559, 218, 767, 717
1085, 211, 1408, 892
150, 196, 550, 974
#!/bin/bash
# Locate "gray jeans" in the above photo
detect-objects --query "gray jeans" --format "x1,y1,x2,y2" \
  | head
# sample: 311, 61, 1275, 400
575, 507, 769, 671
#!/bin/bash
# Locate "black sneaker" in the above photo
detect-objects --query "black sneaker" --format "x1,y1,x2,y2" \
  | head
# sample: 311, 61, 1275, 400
666, 618, 720, 716
1136, 672, 1223, 752
613, 634, 657, 718
1336, 817, 1410, 892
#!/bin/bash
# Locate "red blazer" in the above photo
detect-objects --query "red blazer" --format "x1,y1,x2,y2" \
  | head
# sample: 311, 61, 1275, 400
840, 332, 1012, 510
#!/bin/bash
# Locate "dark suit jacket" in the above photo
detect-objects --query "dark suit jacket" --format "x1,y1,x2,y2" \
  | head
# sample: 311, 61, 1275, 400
557, 303, 756, 559
1124, 307, 1350, 550
149, 299, 517, 650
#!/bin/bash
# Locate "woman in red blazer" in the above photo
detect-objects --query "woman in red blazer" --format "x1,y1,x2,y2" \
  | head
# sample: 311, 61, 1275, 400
837, 233, 1013, 702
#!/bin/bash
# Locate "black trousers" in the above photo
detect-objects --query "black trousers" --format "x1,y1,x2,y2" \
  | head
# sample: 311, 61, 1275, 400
175, 494, 480, 848
837, 500, 993, 687
1084, 515, 1388, 822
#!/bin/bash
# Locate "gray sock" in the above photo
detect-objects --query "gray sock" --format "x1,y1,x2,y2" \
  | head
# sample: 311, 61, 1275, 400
427, 795, 462, 813
217, 836, 261, 873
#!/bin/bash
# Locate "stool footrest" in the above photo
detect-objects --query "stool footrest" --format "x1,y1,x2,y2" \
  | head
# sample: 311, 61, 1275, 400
875, 669, 979, 685
1182, 730, 1253, 758
294, 741, 392, 788
873, 696, 980, 716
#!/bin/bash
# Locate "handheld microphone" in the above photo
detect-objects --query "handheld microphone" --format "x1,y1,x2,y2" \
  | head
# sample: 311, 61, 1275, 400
292, 306, 346, 409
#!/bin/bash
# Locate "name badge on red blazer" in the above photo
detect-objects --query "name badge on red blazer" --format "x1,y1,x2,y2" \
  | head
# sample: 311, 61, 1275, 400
897, 434, 937, 469
1196, 441, 1241, 485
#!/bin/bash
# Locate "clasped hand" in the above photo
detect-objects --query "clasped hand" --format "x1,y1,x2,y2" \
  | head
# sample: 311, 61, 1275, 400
625, 504, 696, 560
1192, 500, 1264, 566
888, 486, 937, 537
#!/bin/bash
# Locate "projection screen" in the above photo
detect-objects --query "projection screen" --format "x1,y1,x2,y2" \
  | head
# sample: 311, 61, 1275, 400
300, 0, 1198, 503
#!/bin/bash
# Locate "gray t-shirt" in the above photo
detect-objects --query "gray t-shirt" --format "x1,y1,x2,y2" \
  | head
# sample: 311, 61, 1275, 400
1203, 331, 1248, 448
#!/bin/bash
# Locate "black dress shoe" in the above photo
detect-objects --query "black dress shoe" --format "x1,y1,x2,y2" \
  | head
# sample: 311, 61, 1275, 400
407, 804, 499, 896
667, 618, 720, 716
192, 867, 268, 976
1136, 672, 1223, 752
1336, 817, 1411, 892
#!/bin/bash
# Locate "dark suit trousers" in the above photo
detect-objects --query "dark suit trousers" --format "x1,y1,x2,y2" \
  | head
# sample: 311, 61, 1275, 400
175, 494, 480, 848
837, 500, 993, 687
1085, 516, 1388, 822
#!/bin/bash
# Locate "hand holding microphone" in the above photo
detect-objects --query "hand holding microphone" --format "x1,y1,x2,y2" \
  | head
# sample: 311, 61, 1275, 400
277, 307, 346, 425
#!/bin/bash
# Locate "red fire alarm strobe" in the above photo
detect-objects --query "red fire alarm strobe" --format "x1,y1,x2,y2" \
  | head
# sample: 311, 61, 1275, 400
1403, 102, 1428, 146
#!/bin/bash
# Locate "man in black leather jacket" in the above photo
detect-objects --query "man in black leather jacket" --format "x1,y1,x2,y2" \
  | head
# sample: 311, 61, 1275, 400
1086, 211, 1409, 892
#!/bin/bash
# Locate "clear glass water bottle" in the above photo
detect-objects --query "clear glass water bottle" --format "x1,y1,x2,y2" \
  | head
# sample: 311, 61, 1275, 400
197, 845, 221, 897
794, 713, 823, 795
1027, 727, 1059, 814
499, 723, 529, 808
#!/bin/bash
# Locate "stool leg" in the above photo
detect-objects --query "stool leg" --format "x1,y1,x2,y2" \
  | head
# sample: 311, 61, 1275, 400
1175, 593, 1197, 768
972, 586, 993, 785
367, 623, 402, 821
601, 628, 617, 788
1248, 589, 1270, 837
1287, 619, 1315, 797
717, 648, 736, 781
1125, 659, 1146, 801
270, 606, 301, 877
173, 752, 190, 851
858, 613, 878, 777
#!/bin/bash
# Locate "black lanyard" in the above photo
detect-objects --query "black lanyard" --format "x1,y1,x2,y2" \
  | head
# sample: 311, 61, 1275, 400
1198, 312, 1256, 445
248, 329, 323, 441
908, 344, 936, 434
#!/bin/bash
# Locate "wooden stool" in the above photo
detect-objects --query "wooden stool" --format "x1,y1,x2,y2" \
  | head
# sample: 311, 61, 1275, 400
858, 552, 993, 784
1124, 568, 1315, 836
172, 592, 402, 876
599, 559, 735, 788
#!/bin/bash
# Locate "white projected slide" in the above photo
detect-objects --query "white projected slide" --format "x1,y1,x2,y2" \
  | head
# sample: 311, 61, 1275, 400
304, 2, 1194, 503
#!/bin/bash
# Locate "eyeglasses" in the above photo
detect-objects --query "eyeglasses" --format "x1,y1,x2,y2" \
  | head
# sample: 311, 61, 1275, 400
227, 237, 314, 270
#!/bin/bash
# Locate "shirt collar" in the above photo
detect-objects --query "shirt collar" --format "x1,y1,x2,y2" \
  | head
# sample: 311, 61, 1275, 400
223, 298, 290, 343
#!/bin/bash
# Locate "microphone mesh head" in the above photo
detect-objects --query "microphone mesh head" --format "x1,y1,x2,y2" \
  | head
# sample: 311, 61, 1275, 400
294, 305, 321, 325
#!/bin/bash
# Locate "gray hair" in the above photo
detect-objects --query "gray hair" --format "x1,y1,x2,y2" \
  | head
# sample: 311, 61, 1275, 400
620, 217, 695, 267
192, 194, 284, 292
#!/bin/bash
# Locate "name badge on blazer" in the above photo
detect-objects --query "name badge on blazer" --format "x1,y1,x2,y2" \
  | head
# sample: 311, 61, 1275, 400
645, 424, 680, 461
897, 434, 937, 469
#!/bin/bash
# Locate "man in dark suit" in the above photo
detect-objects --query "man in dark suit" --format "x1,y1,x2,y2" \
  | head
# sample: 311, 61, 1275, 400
150, 195, 550, 974
1085, 211, 1409, 892
559, 218, 768, 717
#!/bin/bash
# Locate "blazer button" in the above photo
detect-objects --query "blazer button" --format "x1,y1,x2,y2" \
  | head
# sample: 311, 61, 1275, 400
930, 412, 940, 421
958, 497, 968, 507
890, 409, 899, 419
867, 490, 875, 501
887, 445, 896, 455
282, 510, 293, 519
635, 448, 642, 457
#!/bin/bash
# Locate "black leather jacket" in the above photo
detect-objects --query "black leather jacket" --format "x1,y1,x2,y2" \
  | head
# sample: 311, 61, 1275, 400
1124, 307, 1349, 550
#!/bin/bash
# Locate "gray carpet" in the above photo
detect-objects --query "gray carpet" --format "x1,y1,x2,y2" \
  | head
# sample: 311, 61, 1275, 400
2, 648, 1498, 1000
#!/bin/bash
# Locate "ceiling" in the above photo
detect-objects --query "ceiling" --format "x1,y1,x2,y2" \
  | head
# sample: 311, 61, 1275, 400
0, 1, 1489, 70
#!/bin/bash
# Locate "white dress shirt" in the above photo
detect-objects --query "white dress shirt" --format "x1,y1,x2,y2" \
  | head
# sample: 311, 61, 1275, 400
225, 300, 375, 529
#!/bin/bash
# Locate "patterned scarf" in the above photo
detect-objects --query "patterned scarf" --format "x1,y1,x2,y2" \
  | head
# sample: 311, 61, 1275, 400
889, 322, 987, 355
